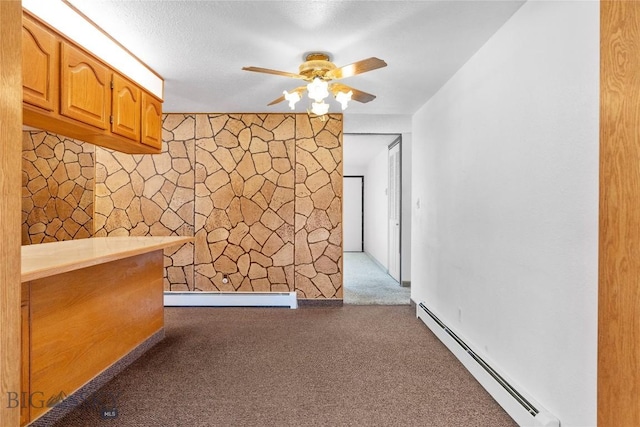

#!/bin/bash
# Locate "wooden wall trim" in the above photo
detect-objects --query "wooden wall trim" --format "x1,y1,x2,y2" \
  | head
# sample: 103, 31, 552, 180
0, 1, 24, 426
599, 1, 640, 425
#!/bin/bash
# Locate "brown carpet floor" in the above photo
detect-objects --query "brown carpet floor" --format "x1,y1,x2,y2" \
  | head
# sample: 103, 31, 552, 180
54, 305, 516, 427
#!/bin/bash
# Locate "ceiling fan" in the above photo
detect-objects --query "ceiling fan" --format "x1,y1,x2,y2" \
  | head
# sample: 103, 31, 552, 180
242, 52, 387, 115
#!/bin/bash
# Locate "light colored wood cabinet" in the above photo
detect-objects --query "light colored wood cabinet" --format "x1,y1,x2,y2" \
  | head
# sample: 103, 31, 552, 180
22, 10, 163, 154
22, 14, 57, 112
60, 43, 110, 130
141, 91, 162, 149
112, 73, 141, 141
20, 284, 29, 427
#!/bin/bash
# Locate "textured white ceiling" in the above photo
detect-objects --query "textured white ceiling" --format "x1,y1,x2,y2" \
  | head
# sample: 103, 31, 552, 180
68, 0, 524, 115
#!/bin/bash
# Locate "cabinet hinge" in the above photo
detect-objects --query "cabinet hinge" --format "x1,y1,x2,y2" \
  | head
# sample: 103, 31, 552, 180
110, 115, 113, 124
110, 81, 114, 89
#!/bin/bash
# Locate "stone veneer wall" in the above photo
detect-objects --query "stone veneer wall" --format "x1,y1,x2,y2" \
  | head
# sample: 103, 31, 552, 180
95, 113, 343, 298
94, 115, 195, 291
20, 114, 342, 298
22, 131, 94, 244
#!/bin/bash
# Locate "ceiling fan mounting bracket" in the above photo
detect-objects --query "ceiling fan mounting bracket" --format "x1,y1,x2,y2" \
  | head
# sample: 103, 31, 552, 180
299, 52, 336, 80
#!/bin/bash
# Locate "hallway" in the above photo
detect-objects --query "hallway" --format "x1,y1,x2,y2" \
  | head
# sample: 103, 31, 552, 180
343, 252, 410, 305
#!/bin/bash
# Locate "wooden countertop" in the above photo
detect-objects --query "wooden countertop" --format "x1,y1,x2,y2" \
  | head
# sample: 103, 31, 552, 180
22, 236, 193, 282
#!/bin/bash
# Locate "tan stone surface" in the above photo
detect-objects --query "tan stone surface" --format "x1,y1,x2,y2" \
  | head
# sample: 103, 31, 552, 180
240, 197, 263, 225
261, 209, 285, 231
295, 229, 313, 264
237, 253, 250, 276
277, 201, 295, 225
310, 241, 329, 261
311, 184, 335, 210
306, 209, 332, 232
308, 228, 330, 243
269, 187, 294, 212
23, 114, 342, 296
294, 275, 319, 298
260, 180, 276, 203
212, 183, 235, 209
22, 132, 94, 244
228, 222, 249, 245
276, 223, 294, 244
272, 242, 294, 266
205, 169, 230, 193
223, 244, 244, 262
312, 273, 336, 297
250, 250, 273, 267
296, 149, 322, 175
213, 148, 236, 173
236, 151, 257, 179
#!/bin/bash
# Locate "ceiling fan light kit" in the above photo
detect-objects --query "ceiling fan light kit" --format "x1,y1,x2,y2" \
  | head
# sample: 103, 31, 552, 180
243, 52, 387, 117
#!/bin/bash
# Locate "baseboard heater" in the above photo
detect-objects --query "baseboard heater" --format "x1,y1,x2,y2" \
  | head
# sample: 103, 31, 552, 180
417, 302, 559, 427
164, 291, 297, 309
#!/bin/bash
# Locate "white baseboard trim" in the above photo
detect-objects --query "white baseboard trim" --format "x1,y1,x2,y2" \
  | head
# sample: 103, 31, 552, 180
417, 302, 559, 427
164, 291, 298, 309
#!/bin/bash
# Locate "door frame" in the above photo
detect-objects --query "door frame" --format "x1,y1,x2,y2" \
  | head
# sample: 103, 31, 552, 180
387, 136, 402, 283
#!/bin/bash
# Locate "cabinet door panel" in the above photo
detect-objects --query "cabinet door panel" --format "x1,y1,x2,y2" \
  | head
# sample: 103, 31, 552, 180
141, 92, 162, 149
112, 73, 141, 141
60, 43, 109, 130
22, 15, 57, 111
21, 284, 30, 426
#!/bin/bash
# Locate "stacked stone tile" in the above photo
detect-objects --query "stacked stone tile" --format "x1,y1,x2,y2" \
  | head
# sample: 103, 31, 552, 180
22, 113, 343, 299
294, 115, 343, 298
193, 114, 342, 298
21, 131, 94, 244
194, 114, 297, 292
93, 114, 196, 291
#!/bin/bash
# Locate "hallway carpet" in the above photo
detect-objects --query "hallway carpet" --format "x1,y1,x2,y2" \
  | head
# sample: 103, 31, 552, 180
54, 306, 516, 427
343, 252, 410, 305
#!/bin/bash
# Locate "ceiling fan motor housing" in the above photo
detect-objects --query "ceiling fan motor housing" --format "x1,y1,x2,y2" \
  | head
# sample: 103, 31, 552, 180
299, 53, 336, 80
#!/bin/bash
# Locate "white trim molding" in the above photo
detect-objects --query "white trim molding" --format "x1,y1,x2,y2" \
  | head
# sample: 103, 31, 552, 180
164, 292, 298, 309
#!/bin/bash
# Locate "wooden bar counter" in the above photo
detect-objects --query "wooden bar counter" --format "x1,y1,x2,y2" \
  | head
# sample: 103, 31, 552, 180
20, 236, 192, 426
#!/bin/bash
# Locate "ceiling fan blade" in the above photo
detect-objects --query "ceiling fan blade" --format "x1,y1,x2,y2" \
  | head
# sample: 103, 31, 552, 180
330, 83, 376, 103
267, 86, 306, 106
325, 57, 387, 80
267, 94, 286, 106
242, 66, 306, 80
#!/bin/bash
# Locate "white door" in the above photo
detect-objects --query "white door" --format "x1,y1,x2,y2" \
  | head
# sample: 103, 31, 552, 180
388, 141, 401, 281
343, 176, 363, 251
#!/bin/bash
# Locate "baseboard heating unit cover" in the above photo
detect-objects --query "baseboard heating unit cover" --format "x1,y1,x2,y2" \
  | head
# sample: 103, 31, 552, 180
417, 302, 559, 427
164, 291, 297, 309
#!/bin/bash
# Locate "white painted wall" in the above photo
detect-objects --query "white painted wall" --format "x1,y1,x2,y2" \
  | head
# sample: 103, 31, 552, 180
401, 133, 411, 283
411, 2, 598, 426
343, 164, 366, 176
364, 147, 389, 269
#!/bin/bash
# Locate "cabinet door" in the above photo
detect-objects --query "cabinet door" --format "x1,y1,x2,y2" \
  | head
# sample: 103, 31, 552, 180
21, 284, 30, 427
112, 73, 141, 141
141, 92, 163, 149
22, 15, 57, 111
60, 43, 110, 130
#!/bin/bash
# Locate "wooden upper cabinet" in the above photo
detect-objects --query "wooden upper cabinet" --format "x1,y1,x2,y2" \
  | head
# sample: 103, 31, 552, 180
22, 10, 163, 154
141, 92, 162, 149
60, 43, 110, 130
22, 14, 57, 111
112, 73, 141, 141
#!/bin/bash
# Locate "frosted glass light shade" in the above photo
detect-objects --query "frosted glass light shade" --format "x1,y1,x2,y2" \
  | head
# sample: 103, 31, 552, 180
283, 90, 301, 110
335, 90, 353, 110
307, 78, 329, 102
311, 101, 330, 116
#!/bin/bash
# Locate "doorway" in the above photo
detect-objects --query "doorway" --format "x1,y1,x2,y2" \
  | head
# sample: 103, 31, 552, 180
342, 133, 409, 305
